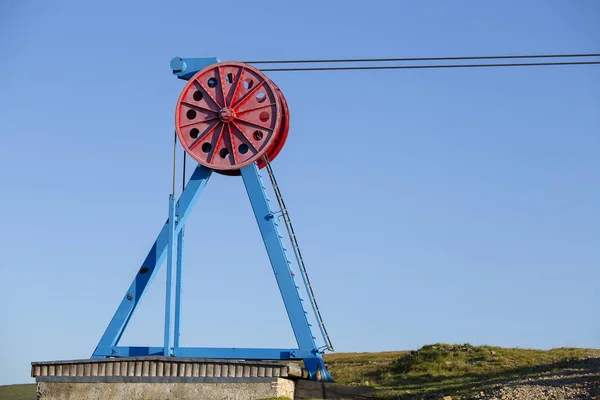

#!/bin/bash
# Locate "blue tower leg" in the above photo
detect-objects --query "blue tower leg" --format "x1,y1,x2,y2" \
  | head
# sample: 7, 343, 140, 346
240, 163, 332, 381
174, 226, 184, 350
92, 165, 212, 357
163, 194, 177, 356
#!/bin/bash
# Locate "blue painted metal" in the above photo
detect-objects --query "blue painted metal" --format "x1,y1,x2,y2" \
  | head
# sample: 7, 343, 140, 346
173, 227, 184, 349
174, 347, 314, 359
92, 165, 212, 357
95, 346, 165, 357
170, 57, 221, 80
241, 164, 332, 381
163, 194, 177, 356
263, 161, 334, 353
95, 346, 315, 359
240, 164, 315, 349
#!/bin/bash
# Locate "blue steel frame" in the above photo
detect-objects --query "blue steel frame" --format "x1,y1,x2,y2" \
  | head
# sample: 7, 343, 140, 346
93, 163, 331, 380
91, 57, 332, 381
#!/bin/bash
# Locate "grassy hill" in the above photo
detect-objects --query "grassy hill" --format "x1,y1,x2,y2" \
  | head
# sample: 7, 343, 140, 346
2, 344, 598, 399
0, 383, 35, 400
323, 344, 600, 398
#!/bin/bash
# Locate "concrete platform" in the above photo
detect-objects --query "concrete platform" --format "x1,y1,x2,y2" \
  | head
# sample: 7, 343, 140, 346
31, 357, 375, 399
31, 357, 305, 381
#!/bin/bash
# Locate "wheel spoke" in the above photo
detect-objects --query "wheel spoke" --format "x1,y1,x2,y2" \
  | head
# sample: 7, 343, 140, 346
235, 102, 276, 115
189, 122, 221, 151
231, 121, 259, 153
217, 66, 227, 107
179, 116, 219, 128
181, 101, 219, 114
232, 80, 265, 110
236, 116, 274, 131
226, 123, 237, 164
194, 79, 222, 109
229, 66, 245, 106
208, 123, 225, 163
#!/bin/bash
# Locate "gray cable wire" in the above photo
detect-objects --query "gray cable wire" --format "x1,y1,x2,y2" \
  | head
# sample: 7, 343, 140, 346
245, 53, 600, 64
259, 60, 600, 72
172, 130, 177, 195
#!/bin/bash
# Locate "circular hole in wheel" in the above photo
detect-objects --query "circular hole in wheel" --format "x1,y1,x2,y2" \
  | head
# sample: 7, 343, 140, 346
238, 143, 249, 154
256, 92, 266, 103
190, 128, 200, 138
193, 91, 203, 101
243, 79, 253, 89
186, 109, 197, 120
253, 130, 263, 141
226, 73, 234, 84
201, 142, 212, 153
208, 77, 218, 88
259, 112, 269, 122
219, 148, 230, 159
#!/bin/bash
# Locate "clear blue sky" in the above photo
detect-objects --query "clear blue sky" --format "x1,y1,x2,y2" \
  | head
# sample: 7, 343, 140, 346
1, 0, 599, 386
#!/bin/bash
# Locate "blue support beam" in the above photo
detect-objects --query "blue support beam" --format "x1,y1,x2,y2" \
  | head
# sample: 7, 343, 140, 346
94, 346, 315, 359
173, 226, 184, 349
163, 194, 177, 356
94, 346, 165, 357
92, 165, 212, 357
240, 164, 332, 381
240, 164, 317, 351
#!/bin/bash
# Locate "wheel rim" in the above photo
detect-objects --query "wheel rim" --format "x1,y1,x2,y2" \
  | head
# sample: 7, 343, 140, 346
257, 83, 289, 169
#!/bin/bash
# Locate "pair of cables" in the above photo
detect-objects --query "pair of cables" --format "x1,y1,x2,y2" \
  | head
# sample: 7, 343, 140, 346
244, 53, 600, 72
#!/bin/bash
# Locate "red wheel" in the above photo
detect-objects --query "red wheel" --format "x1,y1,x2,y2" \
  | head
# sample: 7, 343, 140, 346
175, 62, 284, 172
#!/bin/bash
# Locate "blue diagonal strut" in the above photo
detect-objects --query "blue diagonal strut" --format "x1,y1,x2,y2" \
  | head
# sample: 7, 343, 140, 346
92, 165, 212, 355
240, 164, 332, 381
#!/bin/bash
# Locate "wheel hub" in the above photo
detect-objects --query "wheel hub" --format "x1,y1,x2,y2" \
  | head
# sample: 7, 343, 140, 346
218, 107, 235, 122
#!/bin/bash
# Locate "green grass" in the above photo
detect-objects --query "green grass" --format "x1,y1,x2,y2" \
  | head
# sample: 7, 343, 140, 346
0, 383, 36, 400
320, 350, 410, 386
323, 343, 600, 399
2, 345, 598, 399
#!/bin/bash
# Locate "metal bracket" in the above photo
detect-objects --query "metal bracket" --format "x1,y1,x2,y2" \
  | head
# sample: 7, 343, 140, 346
170, 57, 221, 80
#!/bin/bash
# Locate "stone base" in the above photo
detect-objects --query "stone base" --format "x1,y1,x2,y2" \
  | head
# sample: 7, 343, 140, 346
36, 380, 295, 400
